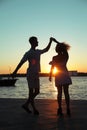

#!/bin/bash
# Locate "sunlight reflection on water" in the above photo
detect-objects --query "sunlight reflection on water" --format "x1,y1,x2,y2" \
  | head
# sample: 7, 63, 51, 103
0, 77, 87, 100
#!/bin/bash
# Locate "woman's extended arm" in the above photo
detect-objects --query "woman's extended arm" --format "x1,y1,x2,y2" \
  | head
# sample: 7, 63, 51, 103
51, 37, 60, 44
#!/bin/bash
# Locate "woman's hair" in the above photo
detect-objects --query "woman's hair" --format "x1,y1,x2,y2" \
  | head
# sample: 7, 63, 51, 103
55, 42, 71, 53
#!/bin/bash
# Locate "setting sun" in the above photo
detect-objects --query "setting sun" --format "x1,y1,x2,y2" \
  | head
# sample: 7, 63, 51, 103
52, 67, 58, 75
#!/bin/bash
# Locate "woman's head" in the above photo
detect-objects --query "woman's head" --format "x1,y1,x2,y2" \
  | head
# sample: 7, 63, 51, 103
55, 42, 70, 53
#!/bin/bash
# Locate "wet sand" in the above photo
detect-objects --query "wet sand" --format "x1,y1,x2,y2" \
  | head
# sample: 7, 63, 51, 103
0, 98, 87, 130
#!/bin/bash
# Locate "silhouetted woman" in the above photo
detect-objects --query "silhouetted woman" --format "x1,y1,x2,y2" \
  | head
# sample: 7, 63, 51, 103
49, 38, 72, 116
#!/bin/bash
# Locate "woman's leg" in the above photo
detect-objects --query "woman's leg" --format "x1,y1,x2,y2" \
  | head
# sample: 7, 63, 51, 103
63, 85, 71, 115
57, 86, 63, 115
57, 85, 62, 108
63, 85, 70, 108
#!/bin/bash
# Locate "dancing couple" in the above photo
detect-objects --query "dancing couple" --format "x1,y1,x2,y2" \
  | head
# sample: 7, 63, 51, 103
12, 36, 72, 116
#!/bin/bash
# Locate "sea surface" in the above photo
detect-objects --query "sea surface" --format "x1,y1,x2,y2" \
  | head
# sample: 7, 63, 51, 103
0, 77, 87, 100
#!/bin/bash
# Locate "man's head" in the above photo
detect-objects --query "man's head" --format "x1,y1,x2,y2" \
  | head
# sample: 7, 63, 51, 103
29, 36, 38, 48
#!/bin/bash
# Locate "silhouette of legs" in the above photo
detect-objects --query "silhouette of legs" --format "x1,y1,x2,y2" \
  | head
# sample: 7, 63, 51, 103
29, 88, 39, 115
22, 88, 39, 115
56, 85, 71, 116
63, 85, 71, 116
57, 86, 63, 116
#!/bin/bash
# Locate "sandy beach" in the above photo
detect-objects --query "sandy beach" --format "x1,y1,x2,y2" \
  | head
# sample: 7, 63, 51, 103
0, 98, 87, 130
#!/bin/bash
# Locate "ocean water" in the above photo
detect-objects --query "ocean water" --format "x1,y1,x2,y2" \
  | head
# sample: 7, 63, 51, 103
0, 77, 87, 100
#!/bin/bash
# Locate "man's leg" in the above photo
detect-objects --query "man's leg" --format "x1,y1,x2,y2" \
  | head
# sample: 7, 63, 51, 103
22, 88, 33, 113
33, 88, 40, 98
30, 88, 39, 115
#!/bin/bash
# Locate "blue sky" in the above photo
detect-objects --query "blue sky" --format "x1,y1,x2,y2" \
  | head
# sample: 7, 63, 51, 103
0, 0, 87, 74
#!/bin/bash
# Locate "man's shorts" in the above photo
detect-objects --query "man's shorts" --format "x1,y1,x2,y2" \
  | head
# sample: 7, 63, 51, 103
27, 73, 40, 88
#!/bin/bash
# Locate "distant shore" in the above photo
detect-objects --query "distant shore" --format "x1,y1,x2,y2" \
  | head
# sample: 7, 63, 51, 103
0, 72, 87, 77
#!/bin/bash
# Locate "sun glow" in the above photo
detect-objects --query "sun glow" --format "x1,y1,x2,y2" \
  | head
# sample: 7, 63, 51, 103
52, 67, 59, 75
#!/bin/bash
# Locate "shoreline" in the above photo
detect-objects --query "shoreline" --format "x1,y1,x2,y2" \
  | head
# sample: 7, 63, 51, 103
0, 98, 87, 130
1, 72, 87, 77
